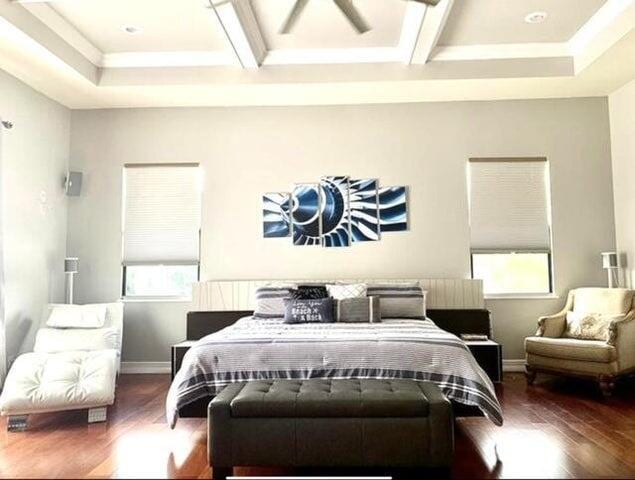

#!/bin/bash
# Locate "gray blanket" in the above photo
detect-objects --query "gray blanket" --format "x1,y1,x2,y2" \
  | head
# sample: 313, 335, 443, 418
166, 317, 503, 427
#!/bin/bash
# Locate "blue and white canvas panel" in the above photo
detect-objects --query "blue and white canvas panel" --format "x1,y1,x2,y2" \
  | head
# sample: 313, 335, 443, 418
378, 186, 408, 232
349, 179, 380, 242
320, 176, 350, 248
262, 192, 291, 238
292, 184, 321, 246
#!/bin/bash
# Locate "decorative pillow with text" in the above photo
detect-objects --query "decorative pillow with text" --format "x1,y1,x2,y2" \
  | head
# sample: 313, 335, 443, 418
283, 298, 334, 324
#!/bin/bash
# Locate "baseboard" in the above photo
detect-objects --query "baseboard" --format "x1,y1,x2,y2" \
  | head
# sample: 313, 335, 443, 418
121, 362, 171, 374
503, 359, 526, 372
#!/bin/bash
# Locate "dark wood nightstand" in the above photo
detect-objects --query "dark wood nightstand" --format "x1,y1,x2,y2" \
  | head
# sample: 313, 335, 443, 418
171, 340, 196, 379
464, 340, 503, 383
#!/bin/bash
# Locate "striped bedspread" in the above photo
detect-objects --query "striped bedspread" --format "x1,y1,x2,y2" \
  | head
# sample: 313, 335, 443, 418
166, 317, 503, 427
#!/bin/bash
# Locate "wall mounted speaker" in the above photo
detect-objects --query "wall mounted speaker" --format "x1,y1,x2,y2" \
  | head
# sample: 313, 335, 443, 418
65, 171, 83, 196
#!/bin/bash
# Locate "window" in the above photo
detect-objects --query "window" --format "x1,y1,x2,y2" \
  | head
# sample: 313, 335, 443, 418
122, 164, 202, 298
468, 158, 552, 296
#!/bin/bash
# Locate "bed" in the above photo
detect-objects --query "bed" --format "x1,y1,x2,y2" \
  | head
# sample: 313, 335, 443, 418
166, 314, 504, 428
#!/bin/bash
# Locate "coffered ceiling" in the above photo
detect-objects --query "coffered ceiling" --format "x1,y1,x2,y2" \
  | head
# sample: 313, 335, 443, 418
0, 0, 633, 108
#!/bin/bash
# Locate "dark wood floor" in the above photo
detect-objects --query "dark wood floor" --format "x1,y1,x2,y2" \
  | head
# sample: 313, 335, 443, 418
0, 373, 634, 479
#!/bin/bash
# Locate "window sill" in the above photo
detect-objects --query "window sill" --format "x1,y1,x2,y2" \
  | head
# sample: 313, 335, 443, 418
121, 296, 192, 303
485, 294, 560, 300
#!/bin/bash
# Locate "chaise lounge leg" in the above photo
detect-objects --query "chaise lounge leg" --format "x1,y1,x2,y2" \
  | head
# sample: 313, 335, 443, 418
7, 415, 28, 432
525, 366, 537, 385
213, 466, 232, 480
87, 407, 108, 424
598, 375, 616, 398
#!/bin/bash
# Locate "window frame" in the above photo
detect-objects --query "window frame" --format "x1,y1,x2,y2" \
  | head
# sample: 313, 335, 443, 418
470, 249, 554, 297
121, 262, 201, 301
120, 163, 202, 301
467, 157, 555, 298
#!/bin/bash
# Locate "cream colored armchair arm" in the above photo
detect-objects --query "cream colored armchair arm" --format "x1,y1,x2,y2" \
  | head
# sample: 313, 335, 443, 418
608, 309, 635, 372
536, 291, 574, 338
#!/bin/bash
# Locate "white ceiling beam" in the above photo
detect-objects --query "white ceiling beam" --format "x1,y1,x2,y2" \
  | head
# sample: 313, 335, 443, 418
209, 0, 266, 69
409, 0, 454, 65
398, 1, 427, 63
16, 2, 102, 65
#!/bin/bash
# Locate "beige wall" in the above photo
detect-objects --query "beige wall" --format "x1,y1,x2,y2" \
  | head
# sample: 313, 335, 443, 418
0, 70, 69, 379
68, 98, 615, 362
610, 80, 635, 288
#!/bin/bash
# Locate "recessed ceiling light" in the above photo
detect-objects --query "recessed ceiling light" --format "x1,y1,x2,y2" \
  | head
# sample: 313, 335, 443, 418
524, 11, 547, 24
121, 25, 143, 35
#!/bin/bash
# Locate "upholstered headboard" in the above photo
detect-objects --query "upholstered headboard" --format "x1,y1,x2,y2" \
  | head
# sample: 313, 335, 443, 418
191, 278, 484, 311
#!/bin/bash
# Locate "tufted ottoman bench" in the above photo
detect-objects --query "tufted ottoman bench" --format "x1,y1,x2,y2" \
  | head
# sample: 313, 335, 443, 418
0, 349, 118, 431
208, 378, 454, 479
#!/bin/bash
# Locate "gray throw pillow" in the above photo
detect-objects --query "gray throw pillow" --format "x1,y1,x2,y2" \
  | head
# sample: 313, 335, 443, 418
284, 298, 334, 324
253, 285, 295, 318
366, 283, 426, 318
335, 297, 381, 323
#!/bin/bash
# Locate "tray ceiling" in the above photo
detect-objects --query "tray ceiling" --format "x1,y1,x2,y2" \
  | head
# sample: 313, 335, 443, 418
0, 0, 632, 108
50, 0, 231, 52
439, 0, 608, 46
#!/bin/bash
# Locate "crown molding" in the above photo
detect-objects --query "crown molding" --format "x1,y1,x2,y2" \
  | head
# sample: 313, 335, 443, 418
432, 43, 571, 61
101, 51, 236, 68
262, 47, 403, 66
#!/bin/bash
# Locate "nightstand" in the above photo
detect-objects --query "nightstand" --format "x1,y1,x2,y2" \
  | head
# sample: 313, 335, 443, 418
171, 340, 196, 379
464, 340, 503, 383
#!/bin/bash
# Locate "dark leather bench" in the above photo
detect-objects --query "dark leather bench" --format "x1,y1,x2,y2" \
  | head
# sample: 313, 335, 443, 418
208, 378, 454, 479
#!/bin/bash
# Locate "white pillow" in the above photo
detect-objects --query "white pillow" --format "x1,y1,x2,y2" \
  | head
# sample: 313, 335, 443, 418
326, 283, 367, 300
46, 304, 107, 329
34, 327, 119, 353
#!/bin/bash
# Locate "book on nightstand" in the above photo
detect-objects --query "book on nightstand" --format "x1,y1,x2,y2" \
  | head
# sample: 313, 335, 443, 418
460, 333, 489, 342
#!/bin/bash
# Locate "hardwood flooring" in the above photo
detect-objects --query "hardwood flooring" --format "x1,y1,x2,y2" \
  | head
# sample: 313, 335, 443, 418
0, 373, 634, 479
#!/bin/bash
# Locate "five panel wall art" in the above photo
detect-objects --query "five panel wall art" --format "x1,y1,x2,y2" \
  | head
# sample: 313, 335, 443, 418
262, 176, 408, 247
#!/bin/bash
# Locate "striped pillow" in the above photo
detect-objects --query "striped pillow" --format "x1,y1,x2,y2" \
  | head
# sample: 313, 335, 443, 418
253, 285, 296, 318
366, 283, 426, 319
335, 297, 381, 323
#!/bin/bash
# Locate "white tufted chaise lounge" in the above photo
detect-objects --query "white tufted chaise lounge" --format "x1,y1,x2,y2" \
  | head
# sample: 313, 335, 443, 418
0, 303, 123, 431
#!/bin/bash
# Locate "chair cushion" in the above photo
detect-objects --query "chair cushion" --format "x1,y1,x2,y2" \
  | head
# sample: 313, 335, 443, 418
0, 350, 117, 416
228, 379, 431, 418
34, 327, 119, 353
572, 288, 634, 316
525, 336, 617, 363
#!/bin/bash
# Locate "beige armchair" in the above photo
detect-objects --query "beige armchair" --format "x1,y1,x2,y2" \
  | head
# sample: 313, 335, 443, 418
525, 288, 635, 396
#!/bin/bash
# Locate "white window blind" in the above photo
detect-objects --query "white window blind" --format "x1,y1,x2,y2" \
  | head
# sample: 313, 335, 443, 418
123, 164, 201, 264
469, 159, 550, 251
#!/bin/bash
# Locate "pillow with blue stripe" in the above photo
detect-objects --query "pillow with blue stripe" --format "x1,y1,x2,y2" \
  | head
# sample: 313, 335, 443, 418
366, 282, 426, 319
253, 284, 296, 318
